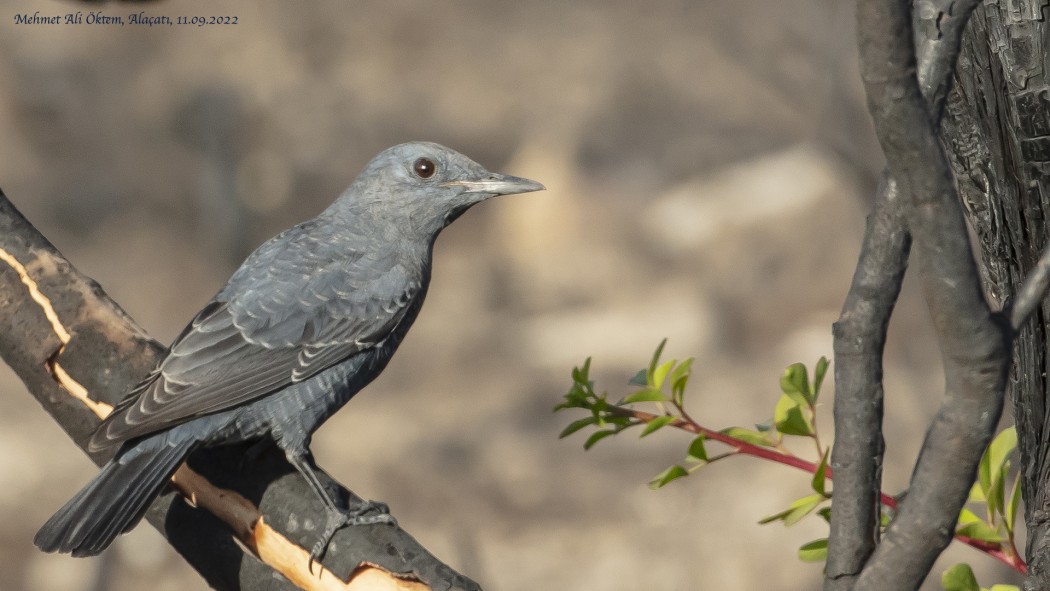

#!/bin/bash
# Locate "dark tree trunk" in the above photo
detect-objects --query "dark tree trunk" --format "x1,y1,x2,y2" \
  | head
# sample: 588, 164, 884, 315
942, 3, 1050, 588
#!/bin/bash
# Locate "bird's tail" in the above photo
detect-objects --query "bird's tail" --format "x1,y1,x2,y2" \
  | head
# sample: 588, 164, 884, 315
35, 435, 196, 557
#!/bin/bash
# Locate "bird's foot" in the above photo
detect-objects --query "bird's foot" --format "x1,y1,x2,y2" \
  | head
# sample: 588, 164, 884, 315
308, 500, 397, 570
346, 499, 393, 523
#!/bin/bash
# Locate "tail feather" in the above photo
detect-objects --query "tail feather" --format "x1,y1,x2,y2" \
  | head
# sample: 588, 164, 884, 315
35, 436, 195, 557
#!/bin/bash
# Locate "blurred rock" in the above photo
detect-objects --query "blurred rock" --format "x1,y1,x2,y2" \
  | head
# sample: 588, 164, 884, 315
642, 145, 846, 254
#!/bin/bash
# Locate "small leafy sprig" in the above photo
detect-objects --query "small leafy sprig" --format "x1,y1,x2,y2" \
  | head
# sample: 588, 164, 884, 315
942, 562, 1019, 591
960, 428, 1022, 556
554, 340, 1027, 580
939, 427, 1024, 591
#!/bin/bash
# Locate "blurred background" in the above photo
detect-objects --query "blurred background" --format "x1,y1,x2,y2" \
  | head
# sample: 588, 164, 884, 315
0, 0, 1021, 589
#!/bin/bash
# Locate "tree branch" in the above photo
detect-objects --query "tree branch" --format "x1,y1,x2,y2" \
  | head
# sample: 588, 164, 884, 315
1008, 241, 1050, 331
0, 189, 479, 591
825, 173, 909, 589
848, 0, 1010, 589
825, 3, 984, 587
934, 6, 1050, 586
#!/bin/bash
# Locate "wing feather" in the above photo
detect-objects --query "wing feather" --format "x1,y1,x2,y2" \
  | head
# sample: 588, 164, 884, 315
89, 226, 424, 451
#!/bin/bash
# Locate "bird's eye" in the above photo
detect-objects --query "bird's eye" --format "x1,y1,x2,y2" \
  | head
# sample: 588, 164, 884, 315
413, 157, 436, 179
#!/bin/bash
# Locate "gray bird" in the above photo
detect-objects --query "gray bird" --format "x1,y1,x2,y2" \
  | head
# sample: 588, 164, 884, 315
34, 141, 544, 559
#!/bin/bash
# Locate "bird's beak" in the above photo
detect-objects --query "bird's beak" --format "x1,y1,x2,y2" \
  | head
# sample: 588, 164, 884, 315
442, 173, 545, 196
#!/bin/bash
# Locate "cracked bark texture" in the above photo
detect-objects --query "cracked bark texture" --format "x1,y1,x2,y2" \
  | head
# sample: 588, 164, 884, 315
941, 2, 1050, 588
0, 191, 479, 591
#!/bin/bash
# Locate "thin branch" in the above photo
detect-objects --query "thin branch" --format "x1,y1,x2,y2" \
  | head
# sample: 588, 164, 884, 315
825, 173, 909, 589
1008, 240, 1050, 330
605, 406, 825, 475
608, 405, 1026, 572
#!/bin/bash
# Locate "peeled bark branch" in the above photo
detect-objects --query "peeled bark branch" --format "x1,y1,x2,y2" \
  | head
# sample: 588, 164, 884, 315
0, 190, 478, 591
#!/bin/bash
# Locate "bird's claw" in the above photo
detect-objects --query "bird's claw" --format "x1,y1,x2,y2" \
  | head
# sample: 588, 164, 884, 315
307, 500, 397, 573
347, 499, 394, 522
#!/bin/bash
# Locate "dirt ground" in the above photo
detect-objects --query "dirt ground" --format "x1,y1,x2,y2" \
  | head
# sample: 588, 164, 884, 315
0, 1, 1023, 589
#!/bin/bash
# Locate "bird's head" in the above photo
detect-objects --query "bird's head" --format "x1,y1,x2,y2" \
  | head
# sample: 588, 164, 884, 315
335, 141, 545, 234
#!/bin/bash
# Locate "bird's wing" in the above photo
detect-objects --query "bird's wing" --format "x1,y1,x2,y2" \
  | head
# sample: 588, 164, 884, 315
90, 229, 423, 450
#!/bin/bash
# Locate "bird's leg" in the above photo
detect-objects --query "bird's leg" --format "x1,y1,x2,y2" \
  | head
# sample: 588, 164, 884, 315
285, 453, 395, 567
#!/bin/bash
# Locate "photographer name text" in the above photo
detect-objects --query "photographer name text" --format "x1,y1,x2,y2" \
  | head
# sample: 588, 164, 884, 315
13, 11, 238, 27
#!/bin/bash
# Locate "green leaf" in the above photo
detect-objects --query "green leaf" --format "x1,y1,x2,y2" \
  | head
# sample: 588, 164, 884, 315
554, 383, 591, 411
686, 435, 708, 463
583, 430, 616, 450
553, 399, 580, 412
628, 369, 648, 386
989, 461, 1007, 522
668, 357, 694, 387
980, 427, 1017, 518
812, 356, 829, 400
758, 506, 793, 525
968, 480, 986, 504
817, 507, 832, 523
669, 357, 694, 405
571, 357, 591, 384
592, 396, 609, 414
649, 464, 688, 489
798, 538, 827, 563
622, 388, 670, 404
559, 416, 598, 439
812, 449, 830, 496
1006, 471, 1022, 534
957, 507, 982, 526
783, 493, 825, 526
956, 508, 1004, 543
640, 415, 676, 438
941, 563, 980, 591
780, 362, 812, 405
774, 393, 814, 437
721, 426, 776, 447
759, 493, 826, 526
652, 359, 675, 389
648, 339, 668, 382
987, 427, 1018, 474
978, 444, 992, 503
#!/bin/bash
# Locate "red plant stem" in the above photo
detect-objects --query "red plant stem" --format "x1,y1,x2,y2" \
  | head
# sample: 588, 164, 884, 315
606, 406, 1028, 574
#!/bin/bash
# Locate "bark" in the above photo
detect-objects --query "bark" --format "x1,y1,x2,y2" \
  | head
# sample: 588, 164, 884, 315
828, 0, 1015, 589
825, 174, 908, 590
942, 3, 1050, 589
0, 190, 479, 591
852, 1, 1010, 588
825, 4, 986, 588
